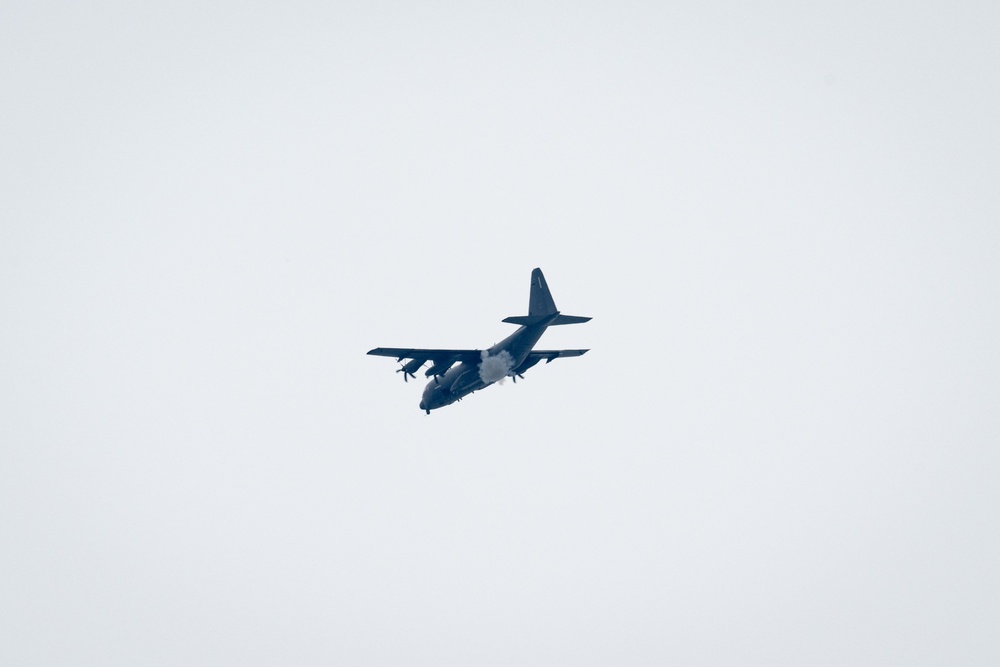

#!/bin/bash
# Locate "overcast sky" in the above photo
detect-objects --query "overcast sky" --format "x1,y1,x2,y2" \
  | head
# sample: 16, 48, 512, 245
2, 2, 998, 665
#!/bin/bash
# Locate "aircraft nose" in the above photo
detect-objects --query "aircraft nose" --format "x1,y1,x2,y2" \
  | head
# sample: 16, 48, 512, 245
419, 399, 427, 411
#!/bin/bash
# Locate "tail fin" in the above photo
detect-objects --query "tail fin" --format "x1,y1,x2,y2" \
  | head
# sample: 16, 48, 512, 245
502, 268, 591, 326
528, 268, 557, 317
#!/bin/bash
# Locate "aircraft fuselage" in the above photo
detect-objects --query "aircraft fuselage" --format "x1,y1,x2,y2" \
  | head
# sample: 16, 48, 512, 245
419, 314, 556, 413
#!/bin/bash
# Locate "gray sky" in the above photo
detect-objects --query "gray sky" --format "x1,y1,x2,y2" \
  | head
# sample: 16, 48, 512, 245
2, 1, 998, 665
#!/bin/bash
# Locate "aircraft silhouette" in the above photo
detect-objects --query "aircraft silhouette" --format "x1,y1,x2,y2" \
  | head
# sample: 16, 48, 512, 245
368, 268, 590, 414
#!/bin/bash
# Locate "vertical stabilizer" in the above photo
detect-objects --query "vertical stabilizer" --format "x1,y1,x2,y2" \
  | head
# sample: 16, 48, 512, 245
529, 268, 557, 317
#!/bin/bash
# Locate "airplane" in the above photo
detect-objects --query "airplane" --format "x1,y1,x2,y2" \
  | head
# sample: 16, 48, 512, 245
368, 268, 591, 414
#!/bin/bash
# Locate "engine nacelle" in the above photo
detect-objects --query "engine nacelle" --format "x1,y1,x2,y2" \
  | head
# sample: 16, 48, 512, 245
424, 356, 458, 377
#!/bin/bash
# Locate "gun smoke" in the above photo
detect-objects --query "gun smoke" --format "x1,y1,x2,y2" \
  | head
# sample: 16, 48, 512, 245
479, 350, 515, 384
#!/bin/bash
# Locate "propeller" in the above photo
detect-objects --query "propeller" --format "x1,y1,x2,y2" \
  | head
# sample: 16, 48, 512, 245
396, 358, 425, 382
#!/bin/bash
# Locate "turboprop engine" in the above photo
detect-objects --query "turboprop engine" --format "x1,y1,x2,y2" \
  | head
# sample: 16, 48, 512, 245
396, 358, 424, 382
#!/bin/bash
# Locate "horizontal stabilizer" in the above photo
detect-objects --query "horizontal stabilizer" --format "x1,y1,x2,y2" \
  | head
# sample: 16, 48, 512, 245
551, 314, 591, 325
502, 313, 592, 326
502, 315, 542, 326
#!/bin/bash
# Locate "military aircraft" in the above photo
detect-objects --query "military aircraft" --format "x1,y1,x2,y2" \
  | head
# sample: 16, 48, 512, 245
368, 268, 590, 414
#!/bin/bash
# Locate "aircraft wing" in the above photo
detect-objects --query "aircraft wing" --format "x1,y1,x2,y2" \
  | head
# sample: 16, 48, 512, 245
367, 348, 587, 363
367, 347, 483, 381
510, 349, 588, 377
367, 347, 481, 363
368, 347, 588, 382
527, 349, 589, 362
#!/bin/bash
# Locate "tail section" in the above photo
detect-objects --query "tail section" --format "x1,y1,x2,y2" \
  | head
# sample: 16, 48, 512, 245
502, 268, 591, 326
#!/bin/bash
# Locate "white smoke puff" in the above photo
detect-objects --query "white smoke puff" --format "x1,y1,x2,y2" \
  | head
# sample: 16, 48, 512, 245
479, 350, 515, 384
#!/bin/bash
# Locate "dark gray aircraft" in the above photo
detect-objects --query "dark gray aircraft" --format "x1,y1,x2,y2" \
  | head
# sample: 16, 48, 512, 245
368, 268, 590, 414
